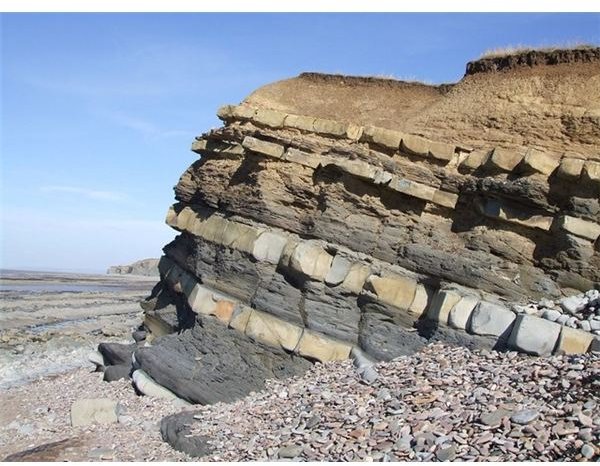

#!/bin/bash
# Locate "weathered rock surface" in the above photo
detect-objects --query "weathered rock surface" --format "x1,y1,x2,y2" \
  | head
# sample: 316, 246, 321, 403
134, 317, 311, 405
107, 258, 160, 276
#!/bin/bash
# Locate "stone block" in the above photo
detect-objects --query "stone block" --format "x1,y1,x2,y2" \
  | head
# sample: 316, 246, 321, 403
479, 198, 553, 231
426, 289, 462, 325
508, 314, 561, 356
297, 330, 352, 362
337, 159, 377, 180
191, 139, 244, 157
253, 231, 289, 264
312, 118, 347, 137
582, 161, 600, 187
283, 114, 316, 132
341, 263, 371, 294
165, 206, 178, 228
278, 239, 299, 269
213, 300, 235, 324
187, 283, 215, 314
428, 140, 455, 162
400, 133, 429, 157
229, 305, 254, 333
432, 190, 459, 209
487, 147, 524, 172
520, 149, 559, 175
460, 149, 491, 170
366, 275, 417, 311
346, 124, 364, 141
469, 301, 515, 337
557, 157, 584, 180
325, 255, 352, 286
362, 126, 403, 150
283, 147, 321, 168
556, 326, 594, 355
408, 284, 435, 318
389, 177, 436, 202
221, 221, 259, 253
558, 216, 600, 241
70, 398, 118, 427
245, 310, 303, 352
373, 169, 393, 185
196, 215, 228, 244
176, 206, 196, 231
448, 296, 479, 330
253, 108, 287, 128
231, 105, 256, 120
216, 104, 235, 121
242, 136, 285, 159
289, 242, 333, 281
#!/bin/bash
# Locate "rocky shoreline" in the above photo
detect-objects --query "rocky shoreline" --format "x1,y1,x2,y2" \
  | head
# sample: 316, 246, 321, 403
177, 344, 600, 461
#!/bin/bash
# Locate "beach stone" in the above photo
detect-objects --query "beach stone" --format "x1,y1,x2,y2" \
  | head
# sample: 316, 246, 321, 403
480, 408, 512, 426
436, 444, 456, 461
557, 326, 594, 354
511, 409, 539, 425
560, 295, 588, 314
132, 370, 189, 406
469, 301, 516, 337
508, 314, 561, 356
132, 330, 147, 342
542, 309, 562, 322
581, 444, 595, 459
70, 398, 118, 427
98, 342, 136, 366
278, 445, 303, 459
103, 364, 131, 382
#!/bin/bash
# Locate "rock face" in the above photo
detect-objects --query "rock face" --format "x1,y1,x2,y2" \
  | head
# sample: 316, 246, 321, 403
137, 49, 600, 405
108, 258, 159, 276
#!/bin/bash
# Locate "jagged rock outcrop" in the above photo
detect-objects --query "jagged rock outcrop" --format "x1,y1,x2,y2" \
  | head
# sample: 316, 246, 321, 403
136, 48, 600, 406
107, 258, 159, 276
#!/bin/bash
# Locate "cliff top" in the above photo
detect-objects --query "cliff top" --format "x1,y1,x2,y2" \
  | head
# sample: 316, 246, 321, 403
244, 46, 600, 158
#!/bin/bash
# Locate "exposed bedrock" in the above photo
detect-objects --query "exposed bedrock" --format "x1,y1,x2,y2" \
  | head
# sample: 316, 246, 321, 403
136, 55, 600, 407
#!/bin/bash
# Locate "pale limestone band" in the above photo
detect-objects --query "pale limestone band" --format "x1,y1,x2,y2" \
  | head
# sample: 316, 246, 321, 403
216, 103, 600, 184
192, 133, 600, 240
164, 205, 596, 357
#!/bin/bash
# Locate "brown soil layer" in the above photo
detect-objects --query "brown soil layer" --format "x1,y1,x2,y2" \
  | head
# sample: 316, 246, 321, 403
466, 47, 600, 75
244, 48, 600, 158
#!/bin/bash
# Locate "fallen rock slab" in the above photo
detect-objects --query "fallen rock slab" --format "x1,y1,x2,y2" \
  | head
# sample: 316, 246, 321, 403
70, 398, 119, 427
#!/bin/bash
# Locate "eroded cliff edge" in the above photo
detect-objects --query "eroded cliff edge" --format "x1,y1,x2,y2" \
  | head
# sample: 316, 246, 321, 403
133, 48, 600, 407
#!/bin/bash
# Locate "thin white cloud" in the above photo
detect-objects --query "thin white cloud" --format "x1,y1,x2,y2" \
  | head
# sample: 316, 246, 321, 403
40, 185, 126, 202
105, 111, 195, 139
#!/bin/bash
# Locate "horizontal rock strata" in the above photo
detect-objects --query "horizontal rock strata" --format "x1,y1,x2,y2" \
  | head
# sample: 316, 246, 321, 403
138, 60, 600, 405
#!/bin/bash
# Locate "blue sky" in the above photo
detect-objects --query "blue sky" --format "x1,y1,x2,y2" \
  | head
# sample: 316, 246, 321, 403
1, 13, 599, 273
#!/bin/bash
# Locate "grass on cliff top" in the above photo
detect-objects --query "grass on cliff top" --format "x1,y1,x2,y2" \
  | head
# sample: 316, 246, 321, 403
479, 42, 598, 59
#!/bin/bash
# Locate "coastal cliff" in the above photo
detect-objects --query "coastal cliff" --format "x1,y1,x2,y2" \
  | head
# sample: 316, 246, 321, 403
131, 48, 600, 408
